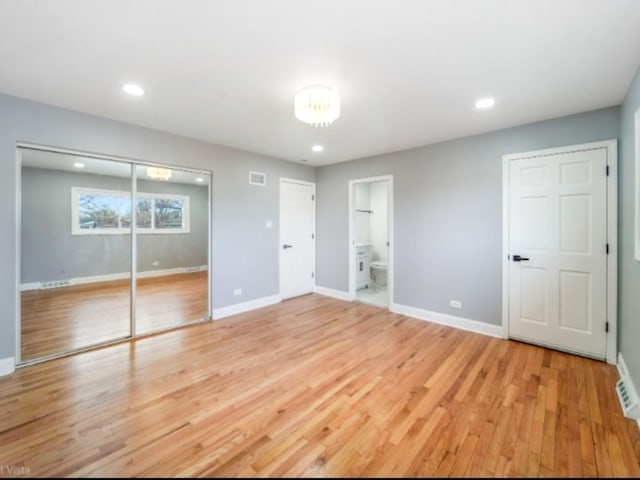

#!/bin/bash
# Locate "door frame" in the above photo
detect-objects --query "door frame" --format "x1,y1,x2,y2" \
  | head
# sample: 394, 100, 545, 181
15, 142, 214, 367
279, 177, 316, 300
348, 175, 394, 306
501, 140, 618, 364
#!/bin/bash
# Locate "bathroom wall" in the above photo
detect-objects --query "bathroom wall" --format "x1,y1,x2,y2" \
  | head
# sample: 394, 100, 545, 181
354, 183, 371, 245
370, 181, 388, 262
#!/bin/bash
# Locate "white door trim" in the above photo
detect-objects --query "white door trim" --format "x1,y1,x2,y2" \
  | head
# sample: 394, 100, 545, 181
635, 108, 640, 261
14, 148, 22, 366
502, 140, 618, 364
348, 175, 394, 307
279, 177, 316, 299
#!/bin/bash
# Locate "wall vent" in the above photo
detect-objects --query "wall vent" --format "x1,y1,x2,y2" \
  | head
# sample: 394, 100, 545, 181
249, 171, 266, 186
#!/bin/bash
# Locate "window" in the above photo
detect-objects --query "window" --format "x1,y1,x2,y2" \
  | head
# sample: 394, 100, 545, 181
154, 198, 185, 229
71, 187, 189, 235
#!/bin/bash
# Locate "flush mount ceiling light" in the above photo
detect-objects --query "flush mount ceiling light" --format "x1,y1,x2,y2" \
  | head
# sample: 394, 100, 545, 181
73, 162, 85, 168
196, 177, 204, 183
146, 167, 172, 181
123, 83, 145, 96
294, 85, 340, 127
311, 145, 324, 152
475, 97, 495, 109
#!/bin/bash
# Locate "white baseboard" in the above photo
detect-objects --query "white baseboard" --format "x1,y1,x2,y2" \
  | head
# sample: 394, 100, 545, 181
21, 281, 41, 291
390, 302, 504, 339
618, 352, 633, 380
0, 357, 15, 376
617, 353, 640, 428
21, 265, 208, 291
213, 294, 282, 320
314, 285, 350, 301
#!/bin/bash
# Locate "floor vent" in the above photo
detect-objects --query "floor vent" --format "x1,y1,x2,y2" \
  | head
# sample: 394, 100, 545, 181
617, 354, 640, 421
616, 379, 639, 419
40, 280, 71, 290
184, 266, 207, 273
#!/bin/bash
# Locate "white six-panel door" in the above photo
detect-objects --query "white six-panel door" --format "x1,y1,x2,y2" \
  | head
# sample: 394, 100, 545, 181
280, 179, 315, 299
507, 146, 609, 359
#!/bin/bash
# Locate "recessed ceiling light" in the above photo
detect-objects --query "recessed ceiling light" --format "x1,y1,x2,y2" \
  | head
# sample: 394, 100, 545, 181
475, 98, 495, 109
312, 145, 324, 153
123, 84, 145, 96
196, 177, 204, 183
73, 162, 85, 168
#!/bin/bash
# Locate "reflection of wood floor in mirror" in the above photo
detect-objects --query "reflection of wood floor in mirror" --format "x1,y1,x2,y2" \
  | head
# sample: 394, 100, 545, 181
20, 271, 208, 361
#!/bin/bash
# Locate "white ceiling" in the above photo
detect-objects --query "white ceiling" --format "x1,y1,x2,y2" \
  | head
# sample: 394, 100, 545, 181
1, 0, 639, 166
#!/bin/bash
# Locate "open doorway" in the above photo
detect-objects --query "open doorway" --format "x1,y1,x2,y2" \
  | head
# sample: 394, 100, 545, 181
348, 175, 393, 308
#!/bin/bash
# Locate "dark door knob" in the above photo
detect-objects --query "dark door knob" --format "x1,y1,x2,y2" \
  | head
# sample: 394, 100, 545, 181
513, 255, 530, 262
283, 244, 293, 249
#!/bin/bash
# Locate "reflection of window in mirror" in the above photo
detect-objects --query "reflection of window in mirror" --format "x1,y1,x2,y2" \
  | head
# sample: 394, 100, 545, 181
636, 108, 640, 261
71, 187, 190, 235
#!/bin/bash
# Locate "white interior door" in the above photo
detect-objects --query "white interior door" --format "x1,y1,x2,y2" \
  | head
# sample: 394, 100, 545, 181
507, 147, 608, 359
280, 179, 315, 299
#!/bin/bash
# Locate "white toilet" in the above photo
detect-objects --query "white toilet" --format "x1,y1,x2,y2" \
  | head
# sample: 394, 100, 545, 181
370, 261, 388, 289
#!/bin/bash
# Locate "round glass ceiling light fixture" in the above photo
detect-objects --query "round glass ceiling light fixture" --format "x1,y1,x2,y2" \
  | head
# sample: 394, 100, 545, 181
294, 85, 340, 127
146, 167, 172, 181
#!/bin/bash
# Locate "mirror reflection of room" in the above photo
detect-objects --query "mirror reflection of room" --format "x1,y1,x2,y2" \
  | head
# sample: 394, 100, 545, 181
19, 148, 210, 363
354, 180, 389, 308
134, 164, 209, 336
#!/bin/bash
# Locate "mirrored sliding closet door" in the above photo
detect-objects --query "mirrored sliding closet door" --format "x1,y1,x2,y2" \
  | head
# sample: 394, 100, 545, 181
18, 147, 211, 365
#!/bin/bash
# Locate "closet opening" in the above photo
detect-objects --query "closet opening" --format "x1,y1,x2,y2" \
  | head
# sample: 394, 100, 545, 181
16, 145, 212, 365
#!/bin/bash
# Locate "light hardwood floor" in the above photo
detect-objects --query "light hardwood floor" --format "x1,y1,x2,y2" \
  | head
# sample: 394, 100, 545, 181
1, 294, 639, 477
20, 271, 208, 361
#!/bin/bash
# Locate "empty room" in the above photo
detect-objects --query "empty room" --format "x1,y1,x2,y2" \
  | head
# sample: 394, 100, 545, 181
1, 0, 640, 477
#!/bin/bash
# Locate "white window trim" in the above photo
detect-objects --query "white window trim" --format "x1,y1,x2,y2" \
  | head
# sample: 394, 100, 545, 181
71, 187, 190, 235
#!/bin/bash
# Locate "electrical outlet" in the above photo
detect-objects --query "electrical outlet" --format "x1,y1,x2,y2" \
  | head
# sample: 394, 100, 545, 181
233, 288, 242, 296
450, 300, 462, 309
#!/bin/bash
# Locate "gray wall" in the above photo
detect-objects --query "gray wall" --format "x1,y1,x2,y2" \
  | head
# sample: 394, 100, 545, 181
21, 167, 209, 283
316, 107, 620, 326
619, 66, 640, 389
0, 89, 631, 367
0, 93, 315, 360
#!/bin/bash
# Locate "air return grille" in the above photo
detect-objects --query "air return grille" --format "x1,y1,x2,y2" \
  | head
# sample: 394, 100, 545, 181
249, 171, 266, 186
616, 379, 639, 420
616, 354, 640, 421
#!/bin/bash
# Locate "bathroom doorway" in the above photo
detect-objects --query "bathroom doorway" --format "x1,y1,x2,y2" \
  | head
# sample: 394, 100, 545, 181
348, 175, 393, 308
